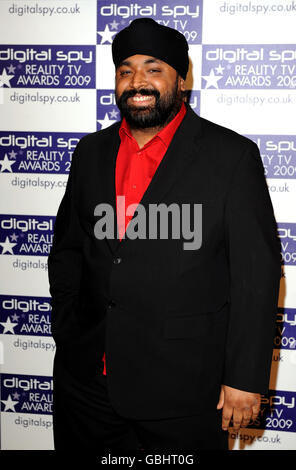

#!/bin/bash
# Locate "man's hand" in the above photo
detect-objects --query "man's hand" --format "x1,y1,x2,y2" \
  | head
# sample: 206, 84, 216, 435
216, 385, 260, 431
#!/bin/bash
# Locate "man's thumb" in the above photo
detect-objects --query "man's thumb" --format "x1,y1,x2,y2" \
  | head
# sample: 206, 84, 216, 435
216, 386, 224, 409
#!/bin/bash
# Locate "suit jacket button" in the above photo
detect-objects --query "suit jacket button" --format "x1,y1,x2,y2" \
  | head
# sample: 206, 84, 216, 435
108, 300, 116, 308
113, 257, 122, 264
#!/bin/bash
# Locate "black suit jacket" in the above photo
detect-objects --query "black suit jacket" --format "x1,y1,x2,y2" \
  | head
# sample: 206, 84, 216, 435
48, 104, 281, 420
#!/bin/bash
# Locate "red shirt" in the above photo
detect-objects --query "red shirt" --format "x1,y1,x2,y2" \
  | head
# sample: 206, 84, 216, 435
102, 102, 187, 375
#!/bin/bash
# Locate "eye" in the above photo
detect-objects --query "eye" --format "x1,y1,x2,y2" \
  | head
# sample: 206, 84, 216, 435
119, 70, 131, 76
149, 69, 161, 73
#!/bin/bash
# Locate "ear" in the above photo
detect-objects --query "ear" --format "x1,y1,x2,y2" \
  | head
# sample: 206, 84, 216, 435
178, 76, 186, 91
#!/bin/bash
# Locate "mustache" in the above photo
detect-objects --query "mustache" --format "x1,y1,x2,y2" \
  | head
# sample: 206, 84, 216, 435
117, 88, 160, 104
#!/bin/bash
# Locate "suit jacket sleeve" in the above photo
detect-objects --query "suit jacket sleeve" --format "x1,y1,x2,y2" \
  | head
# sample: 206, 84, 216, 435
48, 140, 84, 345
222, 141, 281, 394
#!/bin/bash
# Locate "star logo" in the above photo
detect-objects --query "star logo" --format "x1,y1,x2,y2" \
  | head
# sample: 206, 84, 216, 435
109, 108, 119, 119
0, 236, 17, 254
110, 20, 119, 30
215, 64, 225, 75
0, 154, 16, 172
1, 394, 19, 412
202, 69, 223, 89
0, 68, 14, 88
97, 25, 117, 44
97, 113, 117, 130
7, 64, 16, 74
10, 233, 19, 242
0, 316, 18, 334
11, 313, 20, 322
8, 150, 17, 159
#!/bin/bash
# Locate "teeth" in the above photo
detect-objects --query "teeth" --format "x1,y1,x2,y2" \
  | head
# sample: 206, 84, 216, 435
132, 95, 153, 102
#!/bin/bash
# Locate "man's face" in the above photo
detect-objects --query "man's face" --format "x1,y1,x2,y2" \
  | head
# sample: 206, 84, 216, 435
115, 54, 186, 129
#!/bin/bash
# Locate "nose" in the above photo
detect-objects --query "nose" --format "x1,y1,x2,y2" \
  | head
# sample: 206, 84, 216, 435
130, 69, 147, 89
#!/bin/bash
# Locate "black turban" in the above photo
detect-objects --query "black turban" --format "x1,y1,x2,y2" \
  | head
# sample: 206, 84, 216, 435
112, 18, 189, 80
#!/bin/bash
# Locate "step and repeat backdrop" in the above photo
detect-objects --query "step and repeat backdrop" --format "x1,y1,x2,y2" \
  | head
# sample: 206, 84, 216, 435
0, 0, 295, 451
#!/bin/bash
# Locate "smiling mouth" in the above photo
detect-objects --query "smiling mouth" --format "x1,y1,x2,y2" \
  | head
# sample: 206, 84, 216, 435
128, 94, 155, 104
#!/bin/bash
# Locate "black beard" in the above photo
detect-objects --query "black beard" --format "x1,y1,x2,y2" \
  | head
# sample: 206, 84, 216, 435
115, 78, 183, 130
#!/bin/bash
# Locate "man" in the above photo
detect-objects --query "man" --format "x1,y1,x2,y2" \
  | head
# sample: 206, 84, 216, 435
48, 18, 281, 451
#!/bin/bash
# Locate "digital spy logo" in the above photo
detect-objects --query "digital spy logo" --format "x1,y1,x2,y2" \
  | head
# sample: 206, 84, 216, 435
202, 45, 296, 89
97, 90, 120, 130
277, 223, 296, 266
274, 307, 296, 350
248, 390, 296, 433
96, 0, 203, 45
246, 135, 296, 179
0, 131, 84, 174
0, 295, 52, 336
0, 215, 54, 255
0, 46, 95, 88
1, 374, 53, 415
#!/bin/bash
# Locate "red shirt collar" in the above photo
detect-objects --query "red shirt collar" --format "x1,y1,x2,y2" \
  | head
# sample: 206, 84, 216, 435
119, 102, 187, 149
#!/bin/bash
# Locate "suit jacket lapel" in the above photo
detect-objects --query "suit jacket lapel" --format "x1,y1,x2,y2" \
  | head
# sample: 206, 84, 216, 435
138, 105, 202, 208
101, 105, 203, 254
97, 122, 120, 255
